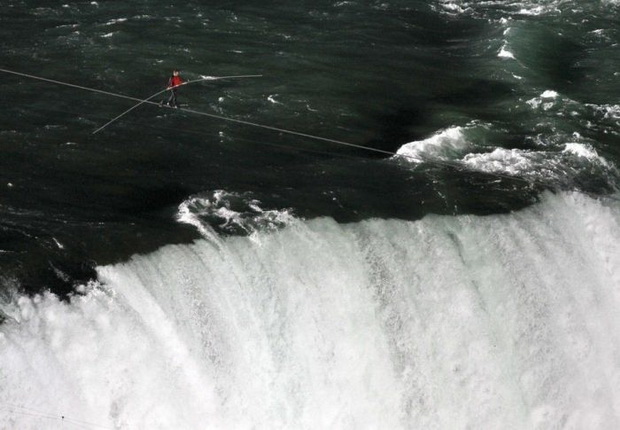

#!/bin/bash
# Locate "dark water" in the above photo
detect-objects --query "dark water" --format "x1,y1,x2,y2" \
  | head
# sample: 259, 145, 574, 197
1, 1, 620, 427
1, 0, 617, 295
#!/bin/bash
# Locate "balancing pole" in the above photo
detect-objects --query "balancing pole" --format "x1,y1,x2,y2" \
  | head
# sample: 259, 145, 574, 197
92, 74, 262, 135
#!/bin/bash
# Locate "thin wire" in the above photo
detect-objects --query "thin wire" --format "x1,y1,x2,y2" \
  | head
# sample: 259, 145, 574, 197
0, 403, 59, 421
0, 67, 144, 103
0, 402, 114, 430
13, 103, 362, 163
0, 67, 536, 185
0, 67, 395, 156
177, 104, 398, 156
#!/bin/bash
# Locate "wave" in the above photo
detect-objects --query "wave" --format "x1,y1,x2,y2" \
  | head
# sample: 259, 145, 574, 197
393, 124, 618, 191
394, 126, 475, 164
177, 190, 296, 237
1, 192, 620, 429
434, 0, 617, 18
462, 142, 613, 182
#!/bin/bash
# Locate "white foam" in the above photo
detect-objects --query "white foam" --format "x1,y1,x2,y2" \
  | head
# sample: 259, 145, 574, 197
267, 95, 281, 104
434, 0, 469, 15
394, 124, 615, 184
433, 0, 569, 18
587, 103, 620, 120
563, 142, 604, 162
462, 141, 613, 179
103, 18, 128, 26
177, 190, 296, 237
517, 5, 548, 16
526, 90, 561, 110
0, 284, 218, 429
463, 147, 535, 176
498, 45, 515, 59
2, 192, 620, 428
395, 127, 471, 163
541, 90, 559, 99
498, 27, 515, 59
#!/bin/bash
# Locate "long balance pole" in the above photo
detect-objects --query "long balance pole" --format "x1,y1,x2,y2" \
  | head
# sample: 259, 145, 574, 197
92, 74, 262, 135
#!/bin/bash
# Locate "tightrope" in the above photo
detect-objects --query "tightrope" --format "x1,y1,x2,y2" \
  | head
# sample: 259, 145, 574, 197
0, 67, 537, 185
0, 402, 114, 429
0, 67, 395, 156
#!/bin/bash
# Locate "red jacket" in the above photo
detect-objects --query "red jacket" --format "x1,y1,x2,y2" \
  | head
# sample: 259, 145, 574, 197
168, 75, 183, 88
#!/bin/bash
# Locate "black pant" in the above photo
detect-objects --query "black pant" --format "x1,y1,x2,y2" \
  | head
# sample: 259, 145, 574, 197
166, 89, 179, 107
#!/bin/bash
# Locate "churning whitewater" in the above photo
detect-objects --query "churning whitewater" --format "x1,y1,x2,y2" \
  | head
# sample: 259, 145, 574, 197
1, 0, 620, 428
2, 192, 620, 429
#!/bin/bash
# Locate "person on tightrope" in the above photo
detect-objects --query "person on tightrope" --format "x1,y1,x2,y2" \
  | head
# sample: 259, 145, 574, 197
162, 69, 184, 108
